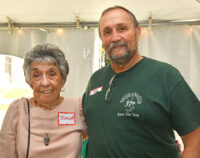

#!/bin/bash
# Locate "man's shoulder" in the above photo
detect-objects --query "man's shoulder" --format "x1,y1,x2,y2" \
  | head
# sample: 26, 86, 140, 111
143, 57, 183, 83
90, 64, 110, 79
144, 57, 170, 66
144, 57, 179, 72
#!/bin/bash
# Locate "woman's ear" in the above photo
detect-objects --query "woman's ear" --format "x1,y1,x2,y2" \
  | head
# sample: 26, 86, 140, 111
62, 79, 66, 87
26, 80, 33, 88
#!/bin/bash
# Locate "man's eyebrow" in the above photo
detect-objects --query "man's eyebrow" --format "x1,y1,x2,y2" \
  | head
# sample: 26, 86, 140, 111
103, 23, 127, 29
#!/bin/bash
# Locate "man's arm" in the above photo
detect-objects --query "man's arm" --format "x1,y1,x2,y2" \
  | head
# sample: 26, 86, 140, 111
181, 125, 200, 158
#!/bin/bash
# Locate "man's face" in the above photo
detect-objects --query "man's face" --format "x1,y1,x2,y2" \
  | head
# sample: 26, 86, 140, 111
99, 8, 140, 65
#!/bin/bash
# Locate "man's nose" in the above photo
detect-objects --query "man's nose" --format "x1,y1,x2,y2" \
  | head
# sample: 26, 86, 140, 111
111, 30, 121, 42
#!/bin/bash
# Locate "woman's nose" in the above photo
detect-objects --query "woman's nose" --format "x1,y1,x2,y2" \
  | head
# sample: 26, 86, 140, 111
41, 75, 49, 86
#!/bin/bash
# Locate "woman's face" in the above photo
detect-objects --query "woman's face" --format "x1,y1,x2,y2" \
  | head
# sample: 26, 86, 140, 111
29, 61, 65, 105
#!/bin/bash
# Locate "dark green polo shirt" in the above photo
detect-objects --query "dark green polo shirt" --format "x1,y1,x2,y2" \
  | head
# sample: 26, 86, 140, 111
83, 57, 200, 158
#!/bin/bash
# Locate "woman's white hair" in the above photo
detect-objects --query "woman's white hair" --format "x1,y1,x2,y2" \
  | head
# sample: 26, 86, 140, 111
23, 43, 69, 83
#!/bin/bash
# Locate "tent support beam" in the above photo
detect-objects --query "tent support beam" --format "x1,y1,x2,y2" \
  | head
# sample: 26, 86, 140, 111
0, 20, 199, 30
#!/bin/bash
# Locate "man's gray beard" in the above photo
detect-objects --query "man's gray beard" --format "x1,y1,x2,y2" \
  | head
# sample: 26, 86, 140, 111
108, 42, 137, 65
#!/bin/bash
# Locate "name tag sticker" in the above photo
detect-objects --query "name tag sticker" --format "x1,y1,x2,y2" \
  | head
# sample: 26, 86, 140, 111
89, 86, 103, 96
58, 112, 76, 125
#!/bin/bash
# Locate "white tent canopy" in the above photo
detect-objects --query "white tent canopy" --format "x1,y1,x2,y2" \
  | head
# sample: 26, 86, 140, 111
0, 0, 200, 26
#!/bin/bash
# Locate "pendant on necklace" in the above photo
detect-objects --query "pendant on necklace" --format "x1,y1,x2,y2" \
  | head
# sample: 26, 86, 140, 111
44, 133, 50, 146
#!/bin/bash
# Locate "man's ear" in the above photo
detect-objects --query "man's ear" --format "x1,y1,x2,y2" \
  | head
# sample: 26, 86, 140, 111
136, 25, 142, 40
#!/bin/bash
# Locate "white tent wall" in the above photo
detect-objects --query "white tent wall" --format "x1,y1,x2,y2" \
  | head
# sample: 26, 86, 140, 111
139, 25, 200, 99
0, 25, 199, 99
46, 28, 95, 97
0, 28, 95, 97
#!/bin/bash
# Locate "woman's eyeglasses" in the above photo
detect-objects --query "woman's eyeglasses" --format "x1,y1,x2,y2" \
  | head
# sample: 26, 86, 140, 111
105, 74, 116, 102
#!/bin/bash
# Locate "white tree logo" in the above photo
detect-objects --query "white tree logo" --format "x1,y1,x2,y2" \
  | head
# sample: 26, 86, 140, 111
125, 99, 136, 113
120, 92, 142, 113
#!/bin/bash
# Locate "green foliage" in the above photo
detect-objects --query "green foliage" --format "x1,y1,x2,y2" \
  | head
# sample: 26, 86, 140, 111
105, 55, 111, 65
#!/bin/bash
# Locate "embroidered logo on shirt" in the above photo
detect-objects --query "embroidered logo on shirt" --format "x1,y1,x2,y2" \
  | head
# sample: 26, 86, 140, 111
58, 112, 76, 125
89, 86, 103, 96
117, 92, 142, 118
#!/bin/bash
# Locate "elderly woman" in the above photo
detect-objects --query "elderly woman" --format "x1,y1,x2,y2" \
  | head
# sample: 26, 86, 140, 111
0, 43, 87, 158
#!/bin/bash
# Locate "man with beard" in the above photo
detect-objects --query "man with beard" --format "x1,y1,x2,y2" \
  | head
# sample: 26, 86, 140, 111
82, 6, 200, 158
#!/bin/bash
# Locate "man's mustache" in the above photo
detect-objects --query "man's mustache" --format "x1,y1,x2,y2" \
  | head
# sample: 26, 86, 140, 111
108, 41, 128, 51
